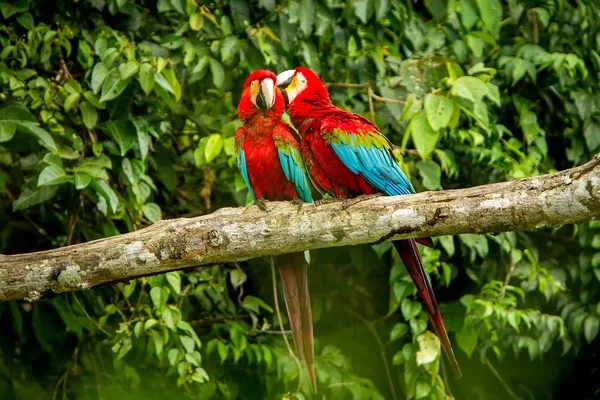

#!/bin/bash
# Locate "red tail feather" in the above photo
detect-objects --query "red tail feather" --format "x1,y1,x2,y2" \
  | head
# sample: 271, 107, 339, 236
277, 253, 318, 393
393, 239, 462, 378
415, 237, 434, 248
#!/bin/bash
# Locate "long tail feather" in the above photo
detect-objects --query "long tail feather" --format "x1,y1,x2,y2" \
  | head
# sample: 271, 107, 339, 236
393, 239, 462, 378
277, 252, 318, 393
415, 237, 434, 248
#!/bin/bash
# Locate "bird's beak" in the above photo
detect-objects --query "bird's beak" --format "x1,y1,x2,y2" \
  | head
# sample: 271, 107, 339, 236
257, 78, 275, 111
276, 70, 297, 106
276, 70, 295, 88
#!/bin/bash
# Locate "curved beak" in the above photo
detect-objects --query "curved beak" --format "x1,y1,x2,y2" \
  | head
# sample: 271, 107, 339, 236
276, 70, 295, 88
276, 70, 296, 106
257, 78, 275, 111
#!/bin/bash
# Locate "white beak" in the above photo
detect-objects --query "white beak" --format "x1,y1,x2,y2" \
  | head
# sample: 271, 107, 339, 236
260, 78, 275, 110
276, 70, 296, 87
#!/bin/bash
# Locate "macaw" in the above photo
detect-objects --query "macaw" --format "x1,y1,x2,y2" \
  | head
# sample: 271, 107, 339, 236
276, 67, 462, 378
235, 70, 318, 392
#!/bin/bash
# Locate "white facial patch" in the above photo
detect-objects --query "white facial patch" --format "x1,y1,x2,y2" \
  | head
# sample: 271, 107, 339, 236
285, 71, 308, 104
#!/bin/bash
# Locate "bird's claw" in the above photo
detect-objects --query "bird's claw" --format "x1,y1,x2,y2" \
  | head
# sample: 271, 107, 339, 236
340, 193, 384, 210
291, 199, 304, 213
254, 199, 269, 212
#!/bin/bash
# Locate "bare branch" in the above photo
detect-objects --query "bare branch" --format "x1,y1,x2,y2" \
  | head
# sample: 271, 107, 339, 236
0, 155, 599, 302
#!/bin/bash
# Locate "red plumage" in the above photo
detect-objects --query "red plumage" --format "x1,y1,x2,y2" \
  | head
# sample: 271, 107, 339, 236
282, 67, 462, 378
236, 70, 317, 392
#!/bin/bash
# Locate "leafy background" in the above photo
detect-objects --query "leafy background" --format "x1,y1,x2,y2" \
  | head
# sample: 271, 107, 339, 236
1, 0, 599, 399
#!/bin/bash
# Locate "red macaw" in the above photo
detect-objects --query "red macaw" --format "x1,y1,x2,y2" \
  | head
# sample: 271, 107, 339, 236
276, 67, 462, 378
235, 70, 318, 392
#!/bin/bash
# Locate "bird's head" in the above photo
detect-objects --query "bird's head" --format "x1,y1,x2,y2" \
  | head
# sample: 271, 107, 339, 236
276, 67, 330, 107
238, 70, 283, 121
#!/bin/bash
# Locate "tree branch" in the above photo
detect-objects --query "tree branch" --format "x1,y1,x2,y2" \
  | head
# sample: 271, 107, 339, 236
0, 155, 599, 302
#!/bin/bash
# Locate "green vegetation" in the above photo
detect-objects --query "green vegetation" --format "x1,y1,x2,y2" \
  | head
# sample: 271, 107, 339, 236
1, 0, 599, 398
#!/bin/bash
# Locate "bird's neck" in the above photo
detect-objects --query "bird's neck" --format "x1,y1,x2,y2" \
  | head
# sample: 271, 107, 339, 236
242, 110, 282, 127
287, 98, 337, 132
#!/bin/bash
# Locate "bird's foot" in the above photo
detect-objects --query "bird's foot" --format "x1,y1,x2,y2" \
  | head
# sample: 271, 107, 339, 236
341, 193, 384, 210
291, 199, 304, 213
254, 199, 269, 212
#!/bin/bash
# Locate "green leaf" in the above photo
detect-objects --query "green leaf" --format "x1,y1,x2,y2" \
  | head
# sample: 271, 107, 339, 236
100, 68, 129, 102
459, 0, 478, 29
168, 348, 182, 366
416, 160, 442, 190
401, 298, 422, 320
390, 323, 409, 341
353, 0, 371, 24
118, 60, 139, 80
438, 236, 455, 257
150, 286, 169, 310
224, 136, 235, 156
204, 133, 223, 162
121, 158, 135, 184
16, 12, 34, 30
144, 318, 157, 330
91, 179, 119, 213
116, 338, 132, 359
424, 94, 455, 131
584, 315, 599, 343
161, 69, 181, 102
161, 308, 177, 331
0, 104, 36, 122
13, 186, 58, 211
209, 58, 225, 89
151, 330, 163, 356
584, 122, 600, 151
83, 91, 105, 109
0, 121, 16, 142
392, 351, 404, 366
138, 63, 155, 95
408, 113, 439, 159
91, 62, 109, 94
460, 234, 489, 258
220, 36, 239, 62
38, 165, 70, 186
142, 202, 162, 223
452, 76, 491, 103
456, 325, 478, 357
104, 120, 136, 156
0, 2, 24, 18
300, 0, 315, 35
415, 331, 441, 366
243, 295, 273, 314
14, 121, 57, 152
166, 271, 181, 294
229, 0, 250, 29
476, 0, 502, 35
64, 92, 81, 112
374, 0, 388, 20
416, 381, 432, 399
180, 335, 195, 353
189, 12, 204, 30
80, 101, 98, 129
74, 172, 91, 190
230, 269, 247, 289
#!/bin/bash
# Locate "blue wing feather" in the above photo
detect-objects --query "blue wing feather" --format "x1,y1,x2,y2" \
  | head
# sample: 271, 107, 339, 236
276, 139, 313, 203
329, 130, 415, 196
237, 148, 256, 201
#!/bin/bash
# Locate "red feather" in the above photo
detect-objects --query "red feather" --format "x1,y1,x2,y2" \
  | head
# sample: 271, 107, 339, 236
285, 67, 462, 378
236, 70, 317, 392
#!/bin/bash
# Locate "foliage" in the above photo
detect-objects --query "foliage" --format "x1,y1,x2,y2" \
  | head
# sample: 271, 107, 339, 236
1, 0, 600, 399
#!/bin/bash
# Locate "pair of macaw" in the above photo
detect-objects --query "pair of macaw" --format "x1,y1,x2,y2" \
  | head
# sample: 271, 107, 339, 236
235, 68, 462, 393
